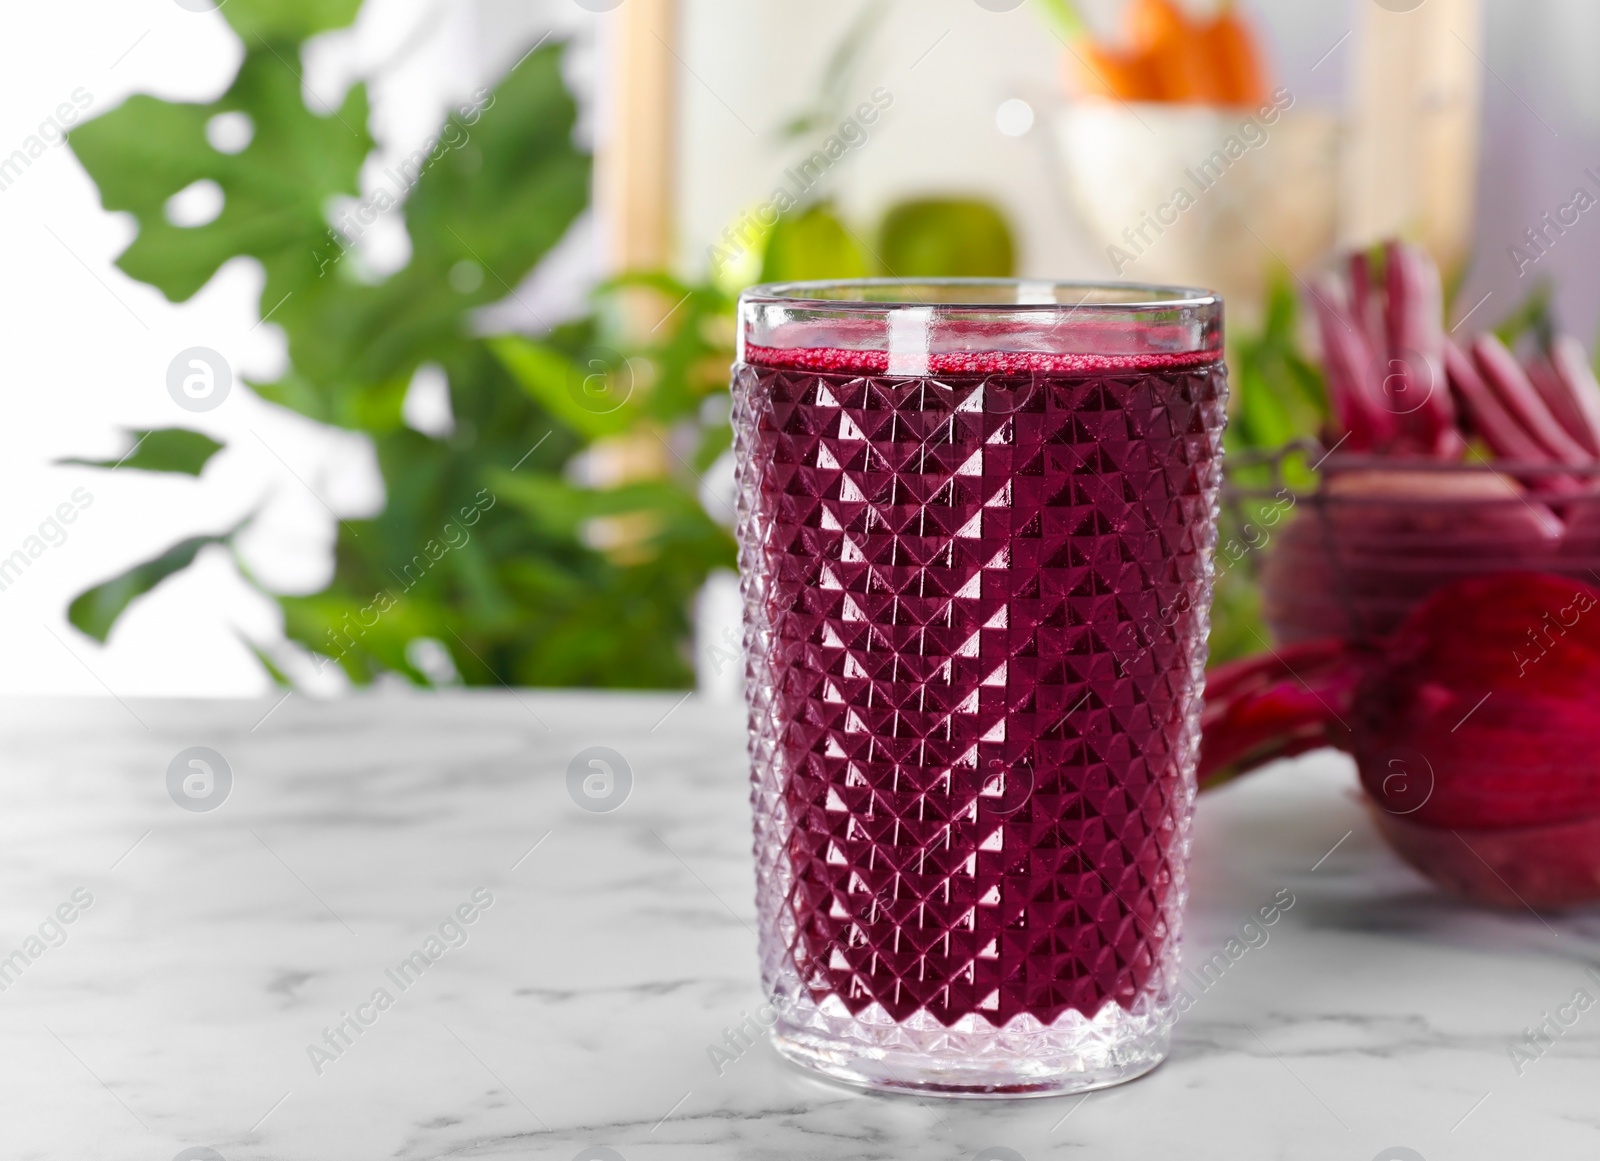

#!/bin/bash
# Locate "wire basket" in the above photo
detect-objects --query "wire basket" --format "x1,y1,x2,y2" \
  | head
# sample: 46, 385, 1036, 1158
1227, 443, 1600, 646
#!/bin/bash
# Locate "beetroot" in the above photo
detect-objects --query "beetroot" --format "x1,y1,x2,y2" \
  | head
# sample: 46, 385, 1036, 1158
1259, 467, 1562, 643
1236, 240, 1600, 905
1351, 572, 1600, 828
1370, 811, 1600, 909
1202, 573, 1600, 906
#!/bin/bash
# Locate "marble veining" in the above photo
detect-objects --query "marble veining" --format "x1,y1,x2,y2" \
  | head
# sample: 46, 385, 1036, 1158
0, 693, 1595, 1160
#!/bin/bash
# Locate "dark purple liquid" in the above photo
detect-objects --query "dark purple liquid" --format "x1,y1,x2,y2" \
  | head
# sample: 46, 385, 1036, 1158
736, 345, 1226, 1027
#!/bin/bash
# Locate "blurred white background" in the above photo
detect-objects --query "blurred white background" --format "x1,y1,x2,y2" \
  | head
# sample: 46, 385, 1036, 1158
0, 0, 1593, 695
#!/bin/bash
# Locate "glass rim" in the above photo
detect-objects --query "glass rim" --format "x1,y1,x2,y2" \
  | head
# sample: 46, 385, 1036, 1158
739, 277, 1222, 312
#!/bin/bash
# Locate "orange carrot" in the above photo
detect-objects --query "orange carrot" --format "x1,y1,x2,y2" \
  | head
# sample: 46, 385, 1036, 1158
1067, 41, 1161, 101
1056, 0, 1270, 106
1198, 3, 1268, 104
1127, 0, 1190, 48
1127, 0, 1223, 102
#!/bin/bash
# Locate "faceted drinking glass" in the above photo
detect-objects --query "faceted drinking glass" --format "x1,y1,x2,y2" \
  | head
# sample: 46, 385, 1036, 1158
731, 280, 1226, 1097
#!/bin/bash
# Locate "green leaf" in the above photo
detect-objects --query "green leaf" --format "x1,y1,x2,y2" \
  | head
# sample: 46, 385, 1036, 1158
490, 337, 633, 439
1206, 561, 1267, 665
69, 48, 372, 304
239, 634, 292, 688
1030, 0, 1087, 38
1228, 275, 1327, 474
219, 0, 364, 41
58, 428, 224, 475
488, 473, 692, 538
62, 31, 733, 691
760, 202, 869, 281
69, 532, 234, 642
877, 197, 1015, 278
250, 42, 590, 427
1494, 279, 1555, 351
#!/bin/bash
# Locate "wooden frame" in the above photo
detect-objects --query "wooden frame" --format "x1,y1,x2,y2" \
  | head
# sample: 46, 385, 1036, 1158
595, 0, 679, 274
1340, 0, 1485, 275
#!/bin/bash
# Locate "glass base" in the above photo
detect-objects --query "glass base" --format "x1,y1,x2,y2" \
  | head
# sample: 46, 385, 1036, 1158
767, 995, 1173, 1099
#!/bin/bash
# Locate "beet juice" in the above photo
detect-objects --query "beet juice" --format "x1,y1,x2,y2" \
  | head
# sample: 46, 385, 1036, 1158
732, 282, 1225, 1096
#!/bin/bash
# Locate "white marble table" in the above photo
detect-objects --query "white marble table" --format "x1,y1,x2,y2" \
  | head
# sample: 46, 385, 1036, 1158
1, 692, 1597, 1160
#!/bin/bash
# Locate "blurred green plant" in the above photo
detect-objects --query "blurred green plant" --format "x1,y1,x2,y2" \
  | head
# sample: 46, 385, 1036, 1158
65, 1, 734, 687
57, 428, 224, 476
1209, 275, 1328, 664
64, 0, 1026, 689
1493, 278, 1554, 350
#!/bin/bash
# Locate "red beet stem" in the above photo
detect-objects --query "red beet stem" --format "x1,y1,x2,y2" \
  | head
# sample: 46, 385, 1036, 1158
1199, 639, 1358, 789
1383, 241, 1457, 453
1203, 637, 1351, 704
1311, 276, 1394, 450
1472, 334, 1591, 466
1527, 357, 1597, 457
1350, 251, 1376, 343
1445, 343, 1552, 463
1548, 335, 1600, 456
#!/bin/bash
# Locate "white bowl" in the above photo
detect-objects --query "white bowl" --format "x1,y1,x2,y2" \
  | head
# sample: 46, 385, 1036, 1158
1054, 103, 1341, 317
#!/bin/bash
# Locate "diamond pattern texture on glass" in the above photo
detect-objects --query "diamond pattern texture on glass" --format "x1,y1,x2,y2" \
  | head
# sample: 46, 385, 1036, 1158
734, 359, 1226, 1037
